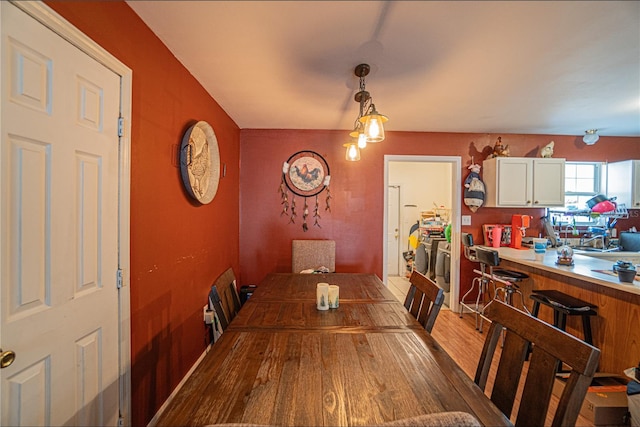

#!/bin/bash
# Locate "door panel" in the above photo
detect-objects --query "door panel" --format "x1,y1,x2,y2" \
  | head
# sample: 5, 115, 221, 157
1, 3, 120, 425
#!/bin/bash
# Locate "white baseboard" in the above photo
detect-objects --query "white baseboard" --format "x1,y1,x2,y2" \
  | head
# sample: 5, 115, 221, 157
147, 343, 213, 426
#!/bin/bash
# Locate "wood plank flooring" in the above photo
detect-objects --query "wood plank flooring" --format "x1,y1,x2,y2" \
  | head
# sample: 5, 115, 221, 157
388, 276, 594, 427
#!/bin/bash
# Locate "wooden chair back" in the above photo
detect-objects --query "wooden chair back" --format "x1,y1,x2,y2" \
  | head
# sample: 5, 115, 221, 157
476, 300, 600, 427
403, 270, 445, 333
292, 239, 335, 273
208, 285, 229, 331
212, 267, 240, 326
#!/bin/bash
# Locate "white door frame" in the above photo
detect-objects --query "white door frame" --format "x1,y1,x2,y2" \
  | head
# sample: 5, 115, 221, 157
383, 155, 462, 313
387, 184, 401, 276
8, 1, 133, 423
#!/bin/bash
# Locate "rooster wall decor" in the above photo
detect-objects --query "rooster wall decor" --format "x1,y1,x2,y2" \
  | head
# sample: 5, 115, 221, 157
180, 121, 220, 204
279, 150, 331, 232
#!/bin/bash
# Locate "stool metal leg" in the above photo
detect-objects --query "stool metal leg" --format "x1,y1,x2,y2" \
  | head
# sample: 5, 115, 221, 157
460, 270, 494, 331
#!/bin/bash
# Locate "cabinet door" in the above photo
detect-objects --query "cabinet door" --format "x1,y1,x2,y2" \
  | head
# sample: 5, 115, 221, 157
607, 160, 639, 208
632, 161, 640, 208
497, 158, 532, 206
533, 159, 565, 206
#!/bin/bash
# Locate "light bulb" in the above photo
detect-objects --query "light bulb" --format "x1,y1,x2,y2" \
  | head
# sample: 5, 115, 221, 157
357, 133, 367, 149
344, 142, 360, 161
365, 117, 383, 142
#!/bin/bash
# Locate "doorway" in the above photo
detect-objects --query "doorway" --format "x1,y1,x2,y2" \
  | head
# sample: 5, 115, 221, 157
0, 2, 132, 425
383, 155, 462, 313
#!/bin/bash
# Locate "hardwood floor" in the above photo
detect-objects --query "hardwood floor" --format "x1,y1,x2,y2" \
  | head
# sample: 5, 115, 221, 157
388, 276, 594, 427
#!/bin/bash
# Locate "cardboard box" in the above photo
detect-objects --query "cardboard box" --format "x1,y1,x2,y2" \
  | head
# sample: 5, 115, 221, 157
553, 374, 629, 426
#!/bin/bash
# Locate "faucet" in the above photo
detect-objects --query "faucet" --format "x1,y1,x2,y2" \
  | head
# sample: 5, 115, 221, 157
579, 234, 606, 248
561, 224, 574, 246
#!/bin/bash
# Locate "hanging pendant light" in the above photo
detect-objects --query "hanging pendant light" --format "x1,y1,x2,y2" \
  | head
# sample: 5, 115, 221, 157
351, 63, 388, 144
344, 141, 361, 161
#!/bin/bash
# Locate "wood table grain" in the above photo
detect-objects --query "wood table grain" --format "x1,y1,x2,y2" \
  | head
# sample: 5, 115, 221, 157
155, 273, 511, 426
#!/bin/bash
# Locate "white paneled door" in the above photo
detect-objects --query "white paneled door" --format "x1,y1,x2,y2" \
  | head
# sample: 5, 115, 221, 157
1, 2, 121, 425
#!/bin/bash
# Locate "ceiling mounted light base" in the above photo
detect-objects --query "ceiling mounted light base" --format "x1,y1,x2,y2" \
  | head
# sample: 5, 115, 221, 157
583, 129, 599, 145
354, 63, 370, 78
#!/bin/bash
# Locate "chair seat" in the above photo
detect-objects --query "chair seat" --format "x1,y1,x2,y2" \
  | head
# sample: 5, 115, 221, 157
530, 289, 597, 314
493, 269, 529, 282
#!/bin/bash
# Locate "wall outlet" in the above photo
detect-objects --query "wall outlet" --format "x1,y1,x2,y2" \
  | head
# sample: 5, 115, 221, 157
462, 215, 472, 226
203, 304, 213, 324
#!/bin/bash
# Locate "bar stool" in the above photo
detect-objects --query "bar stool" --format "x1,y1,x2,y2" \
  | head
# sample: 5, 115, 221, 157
459, 233, 494, 331
527, 290, 597, 368
475, 247, 530, 332
492, 270, 530, 313
529, 289, 597, 344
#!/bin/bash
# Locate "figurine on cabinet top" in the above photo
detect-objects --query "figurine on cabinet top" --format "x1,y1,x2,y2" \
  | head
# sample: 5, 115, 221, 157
489, 136, 510, 158
541, 140, 555, 158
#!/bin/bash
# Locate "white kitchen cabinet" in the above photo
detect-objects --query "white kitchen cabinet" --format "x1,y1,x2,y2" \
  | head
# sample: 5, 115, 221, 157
482, 157, 565, 208
607, 160, 640, 208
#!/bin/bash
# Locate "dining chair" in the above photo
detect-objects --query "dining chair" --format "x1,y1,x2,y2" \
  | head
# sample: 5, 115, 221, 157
208, 285, 229, 331
403, 270, 445, 333
476, 300, 600, 427
210, 267, 240, 330
291, 239, 335, 273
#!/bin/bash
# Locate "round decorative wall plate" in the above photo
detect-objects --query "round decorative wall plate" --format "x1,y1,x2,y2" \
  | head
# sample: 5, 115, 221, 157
180, 121, 220, 204
284, 150, 330, 197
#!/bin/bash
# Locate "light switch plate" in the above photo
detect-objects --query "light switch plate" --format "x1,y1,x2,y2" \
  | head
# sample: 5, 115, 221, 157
462, 215, 471, 226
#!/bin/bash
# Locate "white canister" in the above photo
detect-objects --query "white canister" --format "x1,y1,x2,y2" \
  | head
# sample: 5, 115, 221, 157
328, 285, 339, 309
316, 283, 329, 310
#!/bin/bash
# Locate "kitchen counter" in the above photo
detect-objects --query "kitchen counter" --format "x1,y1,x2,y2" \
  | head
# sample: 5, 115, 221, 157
484, 246, 640, 296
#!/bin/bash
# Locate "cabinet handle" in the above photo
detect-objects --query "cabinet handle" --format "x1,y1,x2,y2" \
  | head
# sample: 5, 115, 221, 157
534, 200, 539, 204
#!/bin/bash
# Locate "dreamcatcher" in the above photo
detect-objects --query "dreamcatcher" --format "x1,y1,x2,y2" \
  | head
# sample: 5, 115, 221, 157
278, 150, 331, 232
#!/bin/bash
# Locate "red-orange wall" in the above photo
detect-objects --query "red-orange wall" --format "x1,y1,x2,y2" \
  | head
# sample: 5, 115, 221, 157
240, 130, 640, 290
44, 2, 241, 425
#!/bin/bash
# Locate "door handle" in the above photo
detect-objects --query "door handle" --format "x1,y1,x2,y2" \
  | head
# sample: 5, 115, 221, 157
0, 348, 16, 368
394, 228, 399, 238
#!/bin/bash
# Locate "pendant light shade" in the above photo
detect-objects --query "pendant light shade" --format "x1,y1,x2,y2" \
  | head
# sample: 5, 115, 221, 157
359, 104, 388, 143
344, 142, 361, 161
349, 122, 368, 148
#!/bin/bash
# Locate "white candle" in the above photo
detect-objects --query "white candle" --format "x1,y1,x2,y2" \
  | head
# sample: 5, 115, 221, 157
328, 285, 339, 309
316, 283, 329, 310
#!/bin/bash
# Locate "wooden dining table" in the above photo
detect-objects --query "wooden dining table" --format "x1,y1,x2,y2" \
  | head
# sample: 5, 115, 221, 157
155, 273, 511, 426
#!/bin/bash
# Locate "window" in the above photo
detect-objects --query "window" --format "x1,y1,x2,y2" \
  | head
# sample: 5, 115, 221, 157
549, 162, 604, 227
564, 162, 602, 209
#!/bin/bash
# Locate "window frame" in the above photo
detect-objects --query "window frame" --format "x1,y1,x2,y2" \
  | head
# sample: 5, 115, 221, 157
549, 161, 605, 227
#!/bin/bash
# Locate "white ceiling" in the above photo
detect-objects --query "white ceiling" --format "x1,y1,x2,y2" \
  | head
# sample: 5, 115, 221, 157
127, 1, 640, 137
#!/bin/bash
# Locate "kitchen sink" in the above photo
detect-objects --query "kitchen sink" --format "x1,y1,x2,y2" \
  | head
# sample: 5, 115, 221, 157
571, 246, 620, 253
574, 250, 640, 264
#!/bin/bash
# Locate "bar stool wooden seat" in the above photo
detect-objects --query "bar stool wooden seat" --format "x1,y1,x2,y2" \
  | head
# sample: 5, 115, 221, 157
529, 289, 597, 344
